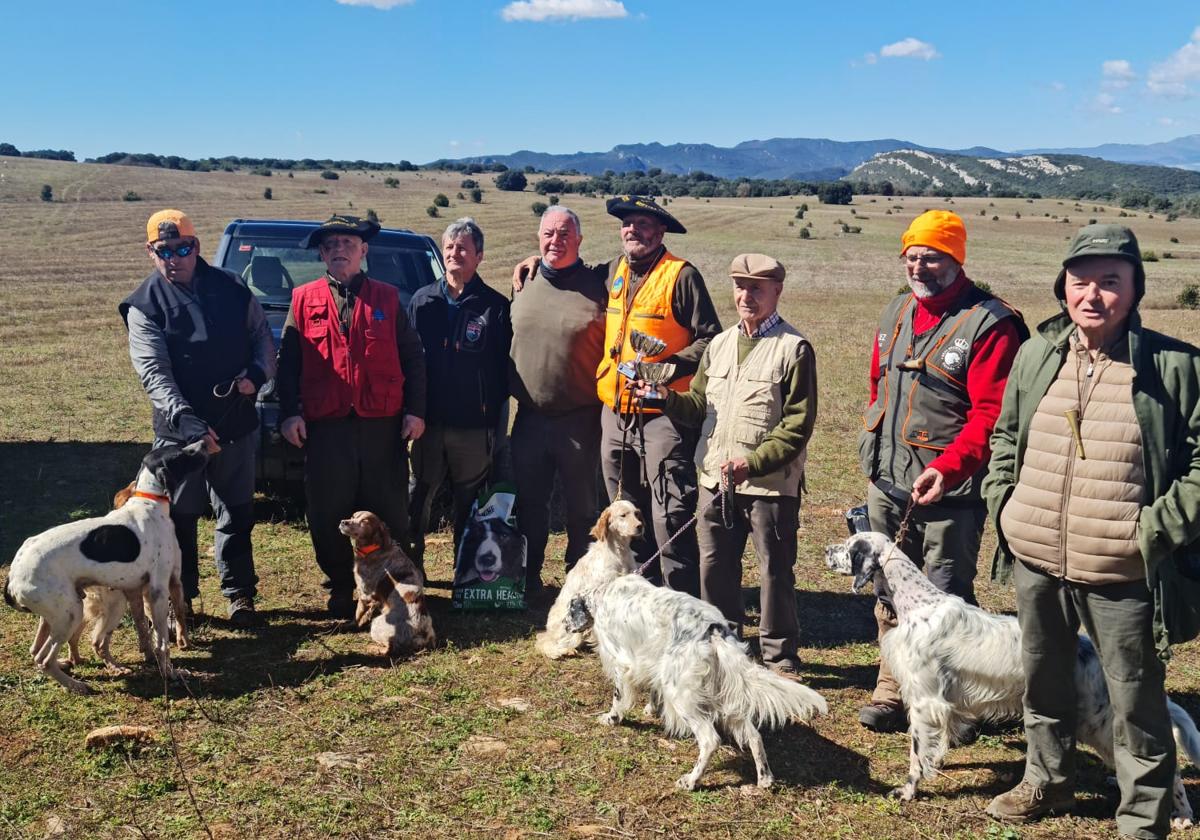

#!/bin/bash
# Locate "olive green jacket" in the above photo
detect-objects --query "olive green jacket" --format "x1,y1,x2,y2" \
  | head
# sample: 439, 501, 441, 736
983, 309, 1200, 658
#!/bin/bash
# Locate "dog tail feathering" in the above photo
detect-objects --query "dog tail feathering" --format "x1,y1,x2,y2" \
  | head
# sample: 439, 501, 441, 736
710, 631, 827, 729
1169, 699, 1200, 767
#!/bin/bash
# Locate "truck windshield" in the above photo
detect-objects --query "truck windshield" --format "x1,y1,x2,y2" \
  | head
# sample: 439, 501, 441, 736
223, 236, 444, 307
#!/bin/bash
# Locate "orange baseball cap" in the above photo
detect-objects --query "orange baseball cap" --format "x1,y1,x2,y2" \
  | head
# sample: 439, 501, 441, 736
900, 210, 966, 265
146, 209, 197, 244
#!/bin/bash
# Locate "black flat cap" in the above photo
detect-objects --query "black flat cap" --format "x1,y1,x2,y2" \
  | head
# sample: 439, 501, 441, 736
605, 195, 686, 234
300, 214, 381, 249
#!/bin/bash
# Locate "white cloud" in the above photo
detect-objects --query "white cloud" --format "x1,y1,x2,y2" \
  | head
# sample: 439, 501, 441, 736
1049, 80, 1066, 92
878, 37, 939, 61
1148, 27, 1200, 98
1101, 59, 1135, 89
1088, 92, 1122, 114
335, 0, 414, 7
1159, 116, 1178, 126
501, 0, 627, 22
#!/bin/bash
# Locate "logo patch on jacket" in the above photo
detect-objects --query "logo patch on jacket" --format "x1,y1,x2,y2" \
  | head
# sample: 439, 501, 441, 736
940, 338, 970, 374
611, 274, 625, 296
372, 308, 386, 321
464, 316, 484, 344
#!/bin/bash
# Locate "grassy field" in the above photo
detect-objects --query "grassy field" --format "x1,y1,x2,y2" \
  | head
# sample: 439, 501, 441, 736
2, 156, 1200, 839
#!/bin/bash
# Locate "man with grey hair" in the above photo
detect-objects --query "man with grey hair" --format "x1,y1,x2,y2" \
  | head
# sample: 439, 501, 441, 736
509, 206, 607, 598
409, 217, 512, 573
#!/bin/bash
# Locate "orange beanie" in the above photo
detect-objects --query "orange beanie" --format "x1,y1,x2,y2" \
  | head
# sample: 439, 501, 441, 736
900, 210, 966, 265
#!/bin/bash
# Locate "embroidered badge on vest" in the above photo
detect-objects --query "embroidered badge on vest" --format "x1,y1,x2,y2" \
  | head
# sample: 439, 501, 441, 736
464, 316, 484, 344
940, 337, 971, 374
877, 332, 887, 348
611, 274, 625, 296
372, 308, 386, 321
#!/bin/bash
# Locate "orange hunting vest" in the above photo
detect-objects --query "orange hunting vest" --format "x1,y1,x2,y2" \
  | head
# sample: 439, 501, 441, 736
596, 251, 693, 413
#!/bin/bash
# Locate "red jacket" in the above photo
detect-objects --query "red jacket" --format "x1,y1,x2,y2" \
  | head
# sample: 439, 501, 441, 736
867, 272, 1022, 490
293, 278, 405, 421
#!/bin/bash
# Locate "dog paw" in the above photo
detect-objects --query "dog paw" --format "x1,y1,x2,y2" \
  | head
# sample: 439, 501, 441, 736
597, 712, 621, 727
57, 658, 79, 671
676, 775, 697, 791
756, 774, 774, 790
1172, 817, 1194, 831
642, 702, 657, 718
66, 680, 94, 696
104, 665, 133, 677
888, 784, 916, 801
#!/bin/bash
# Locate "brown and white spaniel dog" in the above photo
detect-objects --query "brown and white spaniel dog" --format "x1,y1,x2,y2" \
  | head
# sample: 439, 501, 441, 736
338, 511, 435, 656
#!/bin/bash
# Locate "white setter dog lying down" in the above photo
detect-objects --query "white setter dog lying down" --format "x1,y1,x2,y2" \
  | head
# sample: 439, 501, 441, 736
534, 500, 642, 660
565, 573, 828, 790
825, 532, 1200, 826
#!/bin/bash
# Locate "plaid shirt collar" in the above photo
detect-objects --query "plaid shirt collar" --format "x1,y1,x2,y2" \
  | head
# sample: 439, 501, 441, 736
741, 311, 781, 338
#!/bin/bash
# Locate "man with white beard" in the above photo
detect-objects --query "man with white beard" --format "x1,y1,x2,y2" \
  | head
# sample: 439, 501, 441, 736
855, 210, 1028, 733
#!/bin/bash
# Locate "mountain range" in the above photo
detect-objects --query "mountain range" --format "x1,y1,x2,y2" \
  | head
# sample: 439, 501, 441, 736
437, 135, 1200, 181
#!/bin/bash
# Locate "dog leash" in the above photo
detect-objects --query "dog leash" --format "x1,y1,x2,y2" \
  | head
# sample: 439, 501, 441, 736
635, 467, 733, 578
880, 496, 918, 572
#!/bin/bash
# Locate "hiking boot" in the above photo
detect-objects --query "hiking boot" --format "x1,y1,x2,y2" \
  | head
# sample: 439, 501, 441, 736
986, 780, 1074, 823
767, 660, 805, 681
327, 591, 356, 623
227, 597, 261, 628
858, 701, 907, 733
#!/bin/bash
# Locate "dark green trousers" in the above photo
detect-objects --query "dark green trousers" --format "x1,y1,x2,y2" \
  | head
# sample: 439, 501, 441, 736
1014, 560, 1174, 840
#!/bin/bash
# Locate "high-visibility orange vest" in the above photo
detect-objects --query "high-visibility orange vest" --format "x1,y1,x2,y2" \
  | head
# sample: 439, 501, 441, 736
596, 251, 693, 413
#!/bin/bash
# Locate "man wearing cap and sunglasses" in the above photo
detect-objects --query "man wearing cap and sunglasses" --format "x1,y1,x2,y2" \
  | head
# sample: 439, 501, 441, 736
120, 209, 276, 626
275, 214, 427, 621
983, 224, 1200, 836
642, 253, 817, 675
857, 210, 1028, 732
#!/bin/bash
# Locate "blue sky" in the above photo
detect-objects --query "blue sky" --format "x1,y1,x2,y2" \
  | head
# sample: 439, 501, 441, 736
6, 0, 1200, 163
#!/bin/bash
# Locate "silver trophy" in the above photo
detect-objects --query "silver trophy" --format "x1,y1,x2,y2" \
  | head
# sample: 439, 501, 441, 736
617, 329, 667, 381
635, 361, 677, 407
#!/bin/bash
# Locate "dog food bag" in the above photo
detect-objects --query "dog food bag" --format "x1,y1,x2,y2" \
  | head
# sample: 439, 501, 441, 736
453, 483, 527, 610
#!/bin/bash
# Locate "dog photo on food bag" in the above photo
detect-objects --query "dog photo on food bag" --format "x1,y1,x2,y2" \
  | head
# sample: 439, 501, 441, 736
452, 485, 527, 610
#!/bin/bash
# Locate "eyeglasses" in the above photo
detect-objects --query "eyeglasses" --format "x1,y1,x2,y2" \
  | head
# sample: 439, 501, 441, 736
903, 251, 948, 267
153, 243, 196, 260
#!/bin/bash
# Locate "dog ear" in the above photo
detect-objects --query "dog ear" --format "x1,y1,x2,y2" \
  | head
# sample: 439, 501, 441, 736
372, 515, 392, 550
112, 482, 136, 510
591, 508, 613, 542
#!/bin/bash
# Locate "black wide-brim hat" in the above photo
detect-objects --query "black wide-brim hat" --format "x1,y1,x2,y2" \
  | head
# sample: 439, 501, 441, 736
605, 195, 686, 234
300, 214, 382, 249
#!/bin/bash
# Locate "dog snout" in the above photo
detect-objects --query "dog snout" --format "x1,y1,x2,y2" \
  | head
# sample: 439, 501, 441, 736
338, 519, 355, 536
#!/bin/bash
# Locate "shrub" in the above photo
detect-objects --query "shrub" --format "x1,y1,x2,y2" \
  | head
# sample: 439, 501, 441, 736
974, 281, 994, 294
39, 184, 52, 202
320, 170, 339, 180
1178, 284, 1200, 309
263, 187, 273, 200
495, 170, 527, 191
549, 195, 559, 205
1142, 250, 1159, 262
817, 182, 853, 205
433, 193, 449, 207
800, 203, 809, 212
287, 172, 294, 178
787, 220, 795, 227
795, 209, 805, 219
252, 167, 271, 176
384, 177, 399, 188
1014, 211, 1021, 219
992, 215, 999, 221
366, 209, 379, 224
456, 192, 465, 200
799, 227, 811, 239
314, 188, 328, 194
1089, 218, 1097, 225
1163, 252, 1174, 259
470, 188, 482, 203
531, 201, 549, 216
123, 190, 142, 202
426, 206, 439, 218
460, 178, 478, 189
1171, 236, 1180, 244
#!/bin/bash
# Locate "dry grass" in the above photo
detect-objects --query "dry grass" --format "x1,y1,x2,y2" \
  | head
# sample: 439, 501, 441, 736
2, 157, 1199, 839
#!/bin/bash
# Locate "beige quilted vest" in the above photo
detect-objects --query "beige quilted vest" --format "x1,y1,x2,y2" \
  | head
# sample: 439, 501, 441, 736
695, 321, 809, 496
1000, 339, 1145, 584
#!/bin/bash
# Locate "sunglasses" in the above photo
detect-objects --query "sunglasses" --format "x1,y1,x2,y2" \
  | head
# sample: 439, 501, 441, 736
153, 243, 197, 260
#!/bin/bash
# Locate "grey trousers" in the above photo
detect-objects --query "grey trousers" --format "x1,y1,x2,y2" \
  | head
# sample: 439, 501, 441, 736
1014, 560, 1174, 839
410, 424, 491, 570
161, 432, 258, 603
867, 481, 987, 705
511, 404, 601, 590
600, 408, 700, 597
697, 487, 800, 667
304, 414, 409, 597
